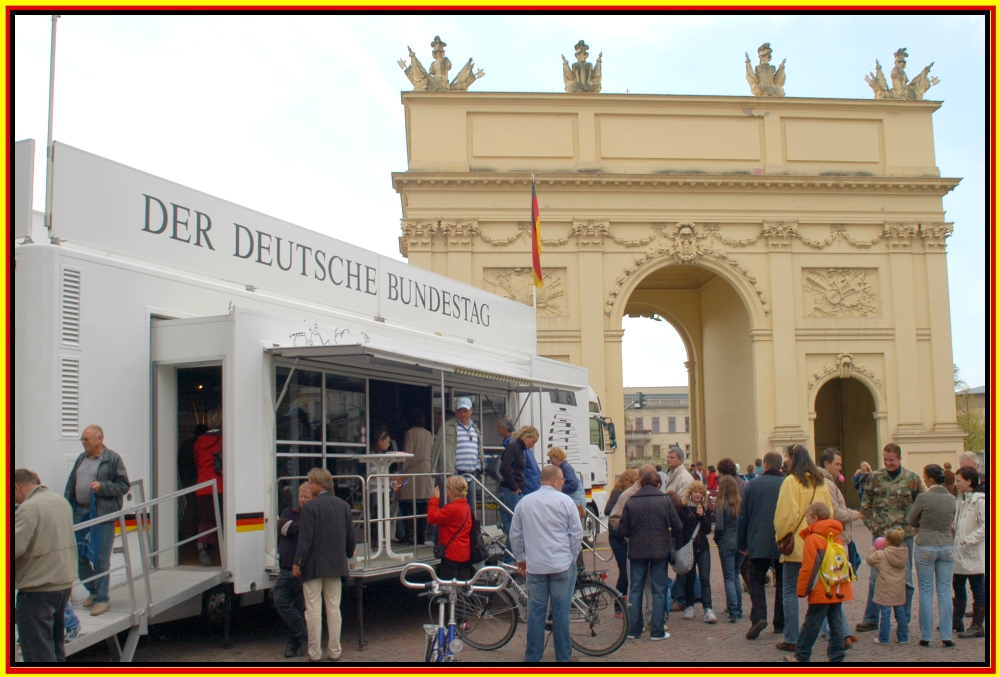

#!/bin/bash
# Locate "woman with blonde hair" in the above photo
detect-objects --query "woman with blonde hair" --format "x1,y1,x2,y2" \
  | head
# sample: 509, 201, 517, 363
605, 468, 640, 598
678, 480, 716, 623
548, 447, 586, 517
714, 475, 744, 622
851, 461, 872, 501
498, 426, 535, 550
427, 475, 474, 581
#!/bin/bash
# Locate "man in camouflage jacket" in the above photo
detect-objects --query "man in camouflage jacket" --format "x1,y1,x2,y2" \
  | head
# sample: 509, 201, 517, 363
856, 442, 924, 632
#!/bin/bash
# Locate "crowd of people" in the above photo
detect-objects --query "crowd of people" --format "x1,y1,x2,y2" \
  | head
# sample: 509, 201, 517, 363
14, 406, 986, 665
598, 443, 988, 663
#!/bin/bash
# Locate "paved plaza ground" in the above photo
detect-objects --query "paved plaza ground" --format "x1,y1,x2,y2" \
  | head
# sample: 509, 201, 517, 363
67, 523, 988, 665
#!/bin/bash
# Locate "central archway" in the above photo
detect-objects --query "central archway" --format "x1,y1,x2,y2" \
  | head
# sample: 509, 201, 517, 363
614, 257, 760, 466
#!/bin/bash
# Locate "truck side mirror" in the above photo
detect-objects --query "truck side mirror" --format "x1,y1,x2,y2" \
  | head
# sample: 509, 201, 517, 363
606, 421, 617, 451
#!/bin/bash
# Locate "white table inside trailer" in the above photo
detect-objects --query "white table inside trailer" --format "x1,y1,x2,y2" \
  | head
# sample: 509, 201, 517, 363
341, 452, 413, 562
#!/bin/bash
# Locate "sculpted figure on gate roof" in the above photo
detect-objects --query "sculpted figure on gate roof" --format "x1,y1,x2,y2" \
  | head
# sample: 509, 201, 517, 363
745, 43, 786, 97
562, 40, 602, 93
398, 35, 485, 92
865, 48, 939, 100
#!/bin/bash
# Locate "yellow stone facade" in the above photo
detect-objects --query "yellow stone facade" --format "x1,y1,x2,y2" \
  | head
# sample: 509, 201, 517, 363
393, 91, 965, 479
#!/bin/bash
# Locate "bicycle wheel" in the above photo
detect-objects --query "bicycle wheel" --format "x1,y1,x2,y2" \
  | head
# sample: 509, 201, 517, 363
455, 588, 519, 651
568, 580, 628, 656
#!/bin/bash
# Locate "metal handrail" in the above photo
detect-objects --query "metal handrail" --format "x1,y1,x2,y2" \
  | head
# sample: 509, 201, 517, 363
71, 478, 225, 621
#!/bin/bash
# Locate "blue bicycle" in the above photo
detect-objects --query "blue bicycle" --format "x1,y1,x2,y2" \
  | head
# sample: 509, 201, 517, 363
400, 563, 509, 662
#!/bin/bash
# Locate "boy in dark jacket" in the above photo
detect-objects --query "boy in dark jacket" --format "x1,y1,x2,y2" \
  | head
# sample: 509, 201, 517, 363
618, 469, 684, 640
788, 503, 854, 663
274, 482, 311, 658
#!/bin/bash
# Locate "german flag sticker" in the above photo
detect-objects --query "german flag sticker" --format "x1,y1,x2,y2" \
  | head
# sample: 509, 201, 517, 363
235, 512, 265, 533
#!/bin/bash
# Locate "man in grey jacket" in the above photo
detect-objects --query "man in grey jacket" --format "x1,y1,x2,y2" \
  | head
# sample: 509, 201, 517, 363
63, 425, 130, 617
15, 469, 77, 662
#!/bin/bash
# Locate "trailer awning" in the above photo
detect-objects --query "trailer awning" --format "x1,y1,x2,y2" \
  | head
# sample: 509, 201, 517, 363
265, 344, 583, 394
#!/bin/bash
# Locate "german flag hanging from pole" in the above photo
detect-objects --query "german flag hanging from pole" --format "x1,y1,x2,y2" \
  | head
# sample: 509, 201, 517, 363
530, 174, 543, 288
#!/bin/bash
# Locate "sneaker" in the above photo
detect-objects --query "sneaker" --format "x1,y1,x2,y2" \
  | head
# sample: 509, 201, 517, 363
198, 544, 212, 567
704, 610, 718, 624
90, 601, 110, 616
650, 632, 670, 641
614, 610, 624, 619
684, 606, 695, 620
856, 620, 878, 632
65, 626, 80, 642
784, 656, 799, 662
873, 638, 890, 645
626, 634, 641, 640
747, 620, 768, 640
81, 595, 95, 608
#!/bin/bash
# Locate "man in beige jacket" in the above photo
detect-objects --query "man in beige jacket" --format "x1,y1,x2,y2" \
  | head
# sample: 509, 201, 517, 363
14, 469, 78, 662
818, 448, 862, 649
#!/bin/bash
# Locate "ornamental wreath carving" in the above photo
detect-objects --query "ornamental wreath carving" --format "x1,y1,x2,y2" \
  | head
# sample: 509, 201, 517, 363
808, 353, 883, 391
605, 222, 769, 316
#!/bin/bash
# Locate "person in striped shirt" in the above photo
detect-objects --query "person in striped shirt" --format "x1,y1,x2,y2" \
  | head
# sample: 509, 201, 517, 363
430, 397, 484, 503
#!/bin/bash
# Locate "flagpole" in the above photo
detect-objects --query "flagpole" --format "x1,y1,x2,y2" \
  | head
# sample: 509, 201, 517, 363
531, 172, 537, 312
44, 14, 61, 235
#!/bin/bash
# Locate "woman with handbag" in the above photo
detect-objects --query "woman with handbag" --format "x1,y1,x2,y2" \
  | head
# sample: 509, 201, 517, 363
951, 467, 986, 639
678, 480, 716, 623
772, 444, 832, 652
427, 476, 474, 581
194, 409, 223, 567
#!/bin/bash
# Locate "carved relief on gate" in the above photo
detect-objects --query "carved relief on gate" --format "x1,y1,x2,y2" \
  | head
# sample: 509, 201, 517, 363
483, 267, 567, 317
802, 268, 880, 318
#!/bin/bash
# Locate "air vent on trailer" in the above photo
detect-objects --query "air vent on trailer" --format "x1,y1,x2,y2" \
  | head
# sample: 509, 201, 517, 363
61, 266, 82, 345
60, 357, 81, 437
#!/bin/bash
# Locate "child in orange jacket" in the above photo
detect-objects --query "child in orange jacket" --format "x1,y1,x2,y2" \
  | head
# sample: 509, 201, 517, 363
786, 503, 854, 663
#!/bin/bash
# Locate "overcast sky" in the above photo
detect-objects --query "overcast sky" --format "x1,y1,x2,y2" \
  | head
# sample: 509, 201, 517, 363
13, 13, 987, 389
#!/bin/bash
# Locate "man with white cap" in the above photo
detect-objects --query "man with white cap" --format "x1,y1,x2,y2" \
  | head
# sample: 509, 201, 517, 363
430, 397, 484, 504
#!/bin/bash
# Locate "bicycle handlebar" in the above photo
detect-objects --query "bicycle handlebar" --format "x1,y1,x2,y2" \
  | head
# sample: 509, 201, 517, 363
400, 562, 510, 594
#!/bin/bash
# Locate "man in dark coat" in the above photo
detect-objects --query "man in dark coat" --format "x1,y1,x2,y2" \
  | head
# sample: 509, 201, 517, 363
737, 451, 785, 640
618, 469, 684, 641
292, 468, 355, 662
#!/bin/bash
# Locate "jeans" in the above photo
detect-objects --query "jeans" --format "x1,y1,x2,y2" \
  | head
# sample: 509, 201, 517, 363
525, 567, 576, 662
73, 505, 115, 604
272, 569, 307, 647
498, 487, 521, 537
684, 549, 713, 610
302, 576, 342, 661
673, 569, 702, 608
821, 604, 850, 640
719, 547, 745, 618
864, 536, 913, 626
16, 589, 72, 662
748, 558, 784, 629
64, 602, 80, 632
795, 602, 846, 663
628, 558, 668, 638
608, 532, 629, 597
878, 604, 908, 643
397, 498, 428, 544
915, 544, 955, 642
953, 573, 986, 608
782, 561, 802, 644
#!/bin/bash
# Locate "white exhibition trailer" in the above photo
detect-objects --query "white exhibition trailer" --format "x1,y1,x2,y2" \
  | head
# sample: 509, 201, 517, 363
14, 143, 611, 656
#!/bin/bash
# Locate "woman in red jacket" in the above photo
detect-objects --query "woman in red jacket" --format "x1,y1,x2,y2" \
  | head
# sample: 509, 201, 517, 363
427, 476, 473, 581
194, 409, 223, 566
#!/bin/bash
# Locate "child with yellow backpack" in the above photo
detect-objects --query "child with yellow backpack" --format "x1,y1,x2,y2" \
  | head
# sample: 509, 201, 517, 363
786, 502, 856, 662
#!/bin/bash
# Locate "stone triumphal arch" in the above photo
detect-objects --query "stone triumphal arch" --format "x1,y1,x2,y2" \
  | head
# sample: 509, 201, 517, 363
393, 90, 965, 478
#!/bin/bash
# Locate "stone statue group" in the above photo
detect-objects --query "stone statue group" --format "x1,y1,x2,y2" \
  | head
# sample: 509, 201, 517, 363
398, 36, 939, 101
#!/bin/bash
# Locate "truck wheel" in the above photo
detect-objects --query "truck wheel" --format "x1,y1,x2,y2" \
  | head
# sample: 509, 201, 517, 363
202, 584, 234, 628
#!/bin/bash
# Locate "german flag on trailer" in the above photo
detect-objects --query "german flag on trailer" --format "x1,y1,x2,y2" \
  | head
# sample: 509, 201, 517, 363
235, 512, 265, 533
